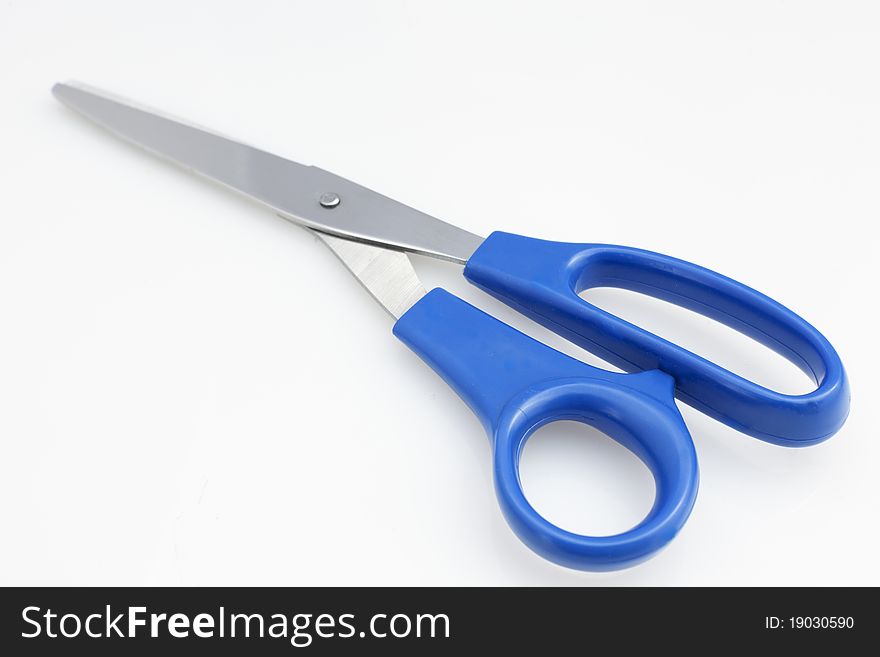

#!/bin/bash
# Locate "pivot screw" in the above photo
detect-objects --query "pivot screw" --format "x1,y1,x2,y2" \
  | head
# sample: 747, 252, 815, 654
319, 192, 341, 208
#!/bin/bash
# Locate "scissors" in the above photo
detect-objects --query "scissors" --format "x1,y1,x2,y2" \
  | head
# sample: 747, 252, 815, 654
53, 82, 850, 571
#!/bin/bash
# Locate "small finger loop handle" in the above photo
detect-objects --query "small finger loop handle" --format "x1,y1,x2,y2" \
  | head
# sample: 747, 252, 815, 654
464, 232, 850, 445
394, 288, 699, 570
492, 379, 698, 571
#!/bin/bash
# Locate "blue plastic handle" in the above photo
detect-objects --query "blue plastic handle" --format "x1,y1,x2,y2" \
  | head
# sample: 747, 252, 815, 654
464, 232, 850, 446
394, 289, 698, 570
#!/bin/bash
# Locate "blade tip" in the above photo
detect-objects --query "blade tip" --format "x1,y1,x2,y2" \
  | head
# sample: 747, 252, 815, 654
51, 81, 78, 103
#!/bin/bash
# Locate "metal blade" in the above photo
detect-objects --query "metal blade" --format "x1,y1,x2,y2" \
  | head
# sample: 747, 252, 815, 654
53, 81, 483, 264
313, 230, 426, 319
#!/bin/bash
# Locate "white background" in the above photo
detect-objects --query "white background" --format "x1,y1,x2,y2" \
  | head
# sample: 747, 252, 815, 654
1, 1, 877, 586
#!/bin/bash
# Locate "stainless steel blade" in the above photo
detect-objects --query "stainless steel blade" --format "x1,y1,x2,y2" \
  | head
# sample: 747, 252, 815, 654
313, 230, 426, 319
53, 82, 484, 264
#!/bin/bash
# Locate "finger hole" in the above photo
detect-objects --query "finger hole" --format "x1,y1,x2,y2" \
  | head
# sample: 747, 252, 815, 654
581, 287, 816, 395
518, 419, 656, 537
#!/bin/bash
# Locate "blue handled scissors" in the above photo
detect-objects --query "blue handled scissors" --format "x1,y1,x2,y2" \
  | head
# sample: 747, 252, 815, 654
54, 82, 850, 571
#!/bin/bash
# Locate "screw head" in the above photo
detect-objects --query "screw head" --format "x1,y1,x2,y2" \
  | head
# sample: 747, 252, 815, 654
319, 192, 341, 208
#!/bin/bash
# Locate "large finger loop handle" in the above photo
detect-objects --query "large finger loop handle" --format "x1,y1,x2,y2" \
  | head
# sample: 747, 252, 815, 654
464, 232, 850, 445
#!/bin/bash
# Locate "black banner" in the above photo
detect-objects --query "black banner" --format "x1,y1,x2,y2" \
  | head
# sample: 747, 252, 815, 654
0, 587, 869, 654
